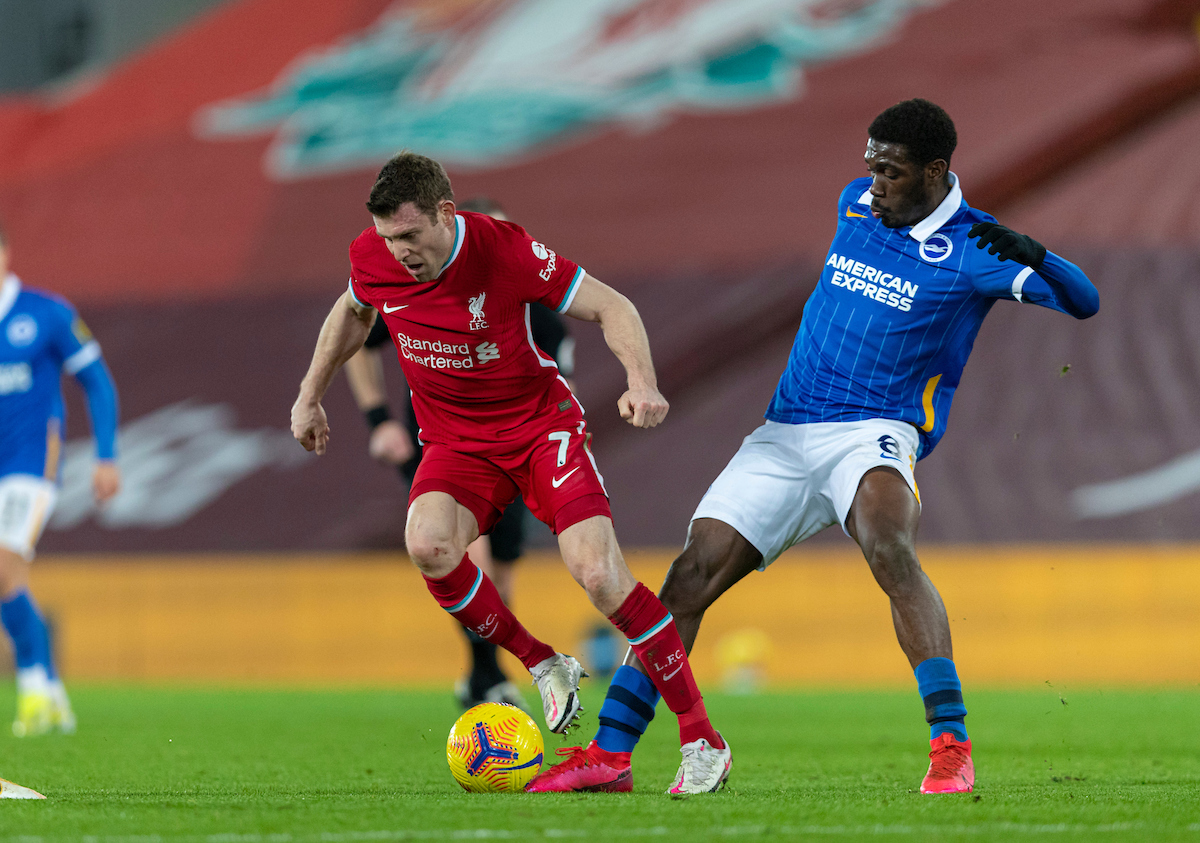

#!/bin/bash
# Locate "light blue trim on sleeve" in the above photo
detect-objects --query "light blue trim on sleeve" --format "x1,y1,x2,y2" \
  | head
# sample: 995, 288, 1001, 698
347, 278, 369, 309
556, 267, 585, 314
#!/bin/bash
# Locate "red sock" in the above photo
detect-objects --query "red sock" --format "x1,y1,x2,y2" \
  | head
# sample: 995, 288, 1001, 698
424, 555, 555, 671
609, 582, 723, 748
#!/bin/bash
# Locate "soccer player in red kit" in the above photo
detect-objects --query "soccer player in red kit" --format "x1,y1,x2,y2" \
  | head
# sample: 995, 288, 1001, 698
291, 153, 731, 794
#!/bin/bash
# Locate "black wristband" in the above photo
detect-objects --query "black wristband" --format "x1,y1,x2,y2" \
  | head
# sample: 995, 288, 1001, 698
364, 405, 392, 430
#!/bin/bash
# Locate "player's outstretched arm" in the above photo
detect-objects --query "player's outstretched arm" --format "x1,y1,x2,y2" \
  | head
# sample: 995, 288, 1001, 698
292, 291, 376, 455
968, 222, 1099, 319
564, 274, 668, 428
1027, 250, 1099, 319
73, 357, 121, 504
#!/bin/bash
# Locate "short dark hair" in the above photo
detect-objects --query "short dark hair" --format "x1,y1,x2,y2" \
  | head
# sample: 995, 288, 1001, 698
868, 99, 957, 167
366, 151, 454, 219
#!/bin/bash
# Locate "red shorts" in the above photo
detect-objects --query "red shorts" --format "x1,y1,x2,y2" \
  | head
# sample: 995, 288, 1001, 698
410, 418, 611, 535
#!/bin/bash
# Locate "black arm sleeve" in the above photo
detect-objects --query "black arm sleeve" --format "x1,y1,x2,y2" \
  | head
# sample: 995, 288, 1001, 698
362, 312, 391, 349
529, 304, 570, 372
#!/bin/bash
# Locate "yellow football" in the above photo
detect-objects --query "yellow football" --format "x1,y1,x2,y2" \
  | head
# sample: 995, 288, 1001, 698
446, 702, 544, 792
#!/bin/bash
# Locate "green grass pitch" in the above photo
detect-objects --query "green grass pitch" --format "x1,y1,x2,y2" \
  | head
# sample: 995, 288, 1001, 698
0, 682, 1196, 841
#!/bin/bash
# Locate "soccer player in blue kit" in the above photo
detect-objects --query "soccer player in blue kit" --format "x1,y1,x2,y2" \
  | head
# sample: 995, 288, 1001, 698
529, 99, 1098, 794
0, 223, 120, 737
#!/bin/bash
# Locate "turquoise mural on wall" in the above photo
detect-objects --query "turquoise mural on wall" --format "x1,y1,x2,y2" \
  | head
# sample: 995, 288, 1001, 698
197, 0, 935, 178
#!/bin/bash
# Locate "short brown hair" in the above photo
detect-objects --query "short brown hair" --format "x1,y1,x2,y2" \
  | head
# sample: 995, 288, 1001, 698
366, 151, 454, 219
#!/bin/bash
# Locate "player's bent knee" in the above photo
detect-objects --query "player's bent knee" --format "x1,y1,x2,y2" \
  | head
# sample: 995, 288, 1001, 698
404, 531, 464, 574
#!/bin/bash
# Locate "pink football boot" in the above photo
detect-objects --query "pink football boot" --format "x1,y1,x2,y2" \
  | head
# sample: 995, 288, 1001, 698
920, 733, 975, 794
525, 742, 632, 793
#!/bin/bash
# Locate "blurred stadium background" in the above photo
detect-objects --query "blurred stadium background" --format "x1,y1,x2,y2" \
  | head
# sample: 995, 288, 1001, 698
1, 0, 1198, 690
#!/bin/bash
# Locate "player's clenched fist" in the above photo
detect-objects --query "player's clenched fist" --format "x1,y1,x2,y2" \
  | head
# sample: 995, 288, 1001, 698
369, 419, 416, 465
92, 461, 121, 505
291, 396, 330, 455
618, 387, 669, 428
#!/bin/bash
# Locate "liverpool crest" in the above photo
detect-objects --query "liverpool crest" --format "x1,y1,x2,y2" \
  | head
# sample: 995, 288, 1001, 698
468, 293, 488, 330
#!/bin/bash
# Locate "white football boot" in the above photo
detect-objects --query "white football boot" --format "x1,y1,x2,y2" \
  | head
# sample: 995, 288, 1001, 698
530, 653, 585, 733
667, 733, 732, 794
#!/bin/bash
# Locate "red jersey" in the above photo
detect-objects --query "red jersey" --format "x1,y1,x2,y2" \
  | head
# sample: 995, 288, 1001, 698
348, 212, 586, 451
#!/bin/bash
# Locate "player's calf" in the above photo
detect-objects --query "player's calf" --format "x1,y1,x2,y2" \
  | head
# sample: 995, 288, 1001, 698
863, 538, 924, 600
424, 555, 581, 733
424, 555, 554, 667
608, 583, 725, 752
656, 553, 709, 629
658, 535, 748, 642
557, 515, 635, 617
1, 586, 64, 737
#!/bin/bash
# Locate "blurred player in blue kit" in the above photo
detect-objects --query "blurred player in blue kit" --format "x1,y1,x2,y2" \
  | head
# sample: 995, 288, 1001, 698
529, 99, 1099, 794
0, 223, 120, 737
342, 197, 574, 712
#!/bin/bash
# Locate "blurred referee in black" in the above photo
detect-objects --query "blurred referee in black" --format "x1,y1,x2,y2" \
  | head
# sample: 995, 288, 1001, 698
342, 197, 576, 711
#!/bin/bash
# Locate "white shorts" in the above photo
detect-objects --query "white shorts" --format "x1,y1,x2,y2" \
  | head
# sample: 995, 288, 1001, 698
0, 474, 58, 560
692, 419, 920, 569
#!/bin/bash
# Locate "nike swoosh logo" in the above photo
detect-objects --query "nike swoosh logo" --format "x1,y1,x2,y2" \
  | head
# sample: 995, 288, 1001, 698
663, 665, 684, 681
551, 467, 581, 488
382, 303, 408, 313
847, 210, 868, 218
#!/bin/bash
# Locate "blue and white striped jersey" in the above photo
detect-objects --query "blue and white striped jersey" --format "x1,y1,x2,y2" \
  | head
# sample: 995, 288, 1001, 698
0, 275, 115, 478
766, 175, 1090, 458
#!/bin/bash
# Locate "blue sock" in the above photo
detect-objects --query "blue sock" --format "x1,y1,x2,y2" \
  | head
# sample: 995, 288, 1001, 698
594, 665, 661, 754
915, 657, 968, 742
1, 591, 53, 675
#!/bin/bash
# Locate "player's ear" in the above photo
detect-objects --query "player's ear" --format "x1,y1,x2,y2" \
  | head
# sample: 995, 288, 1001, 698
439, 200, 457, 227
926, 158, 948, 186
